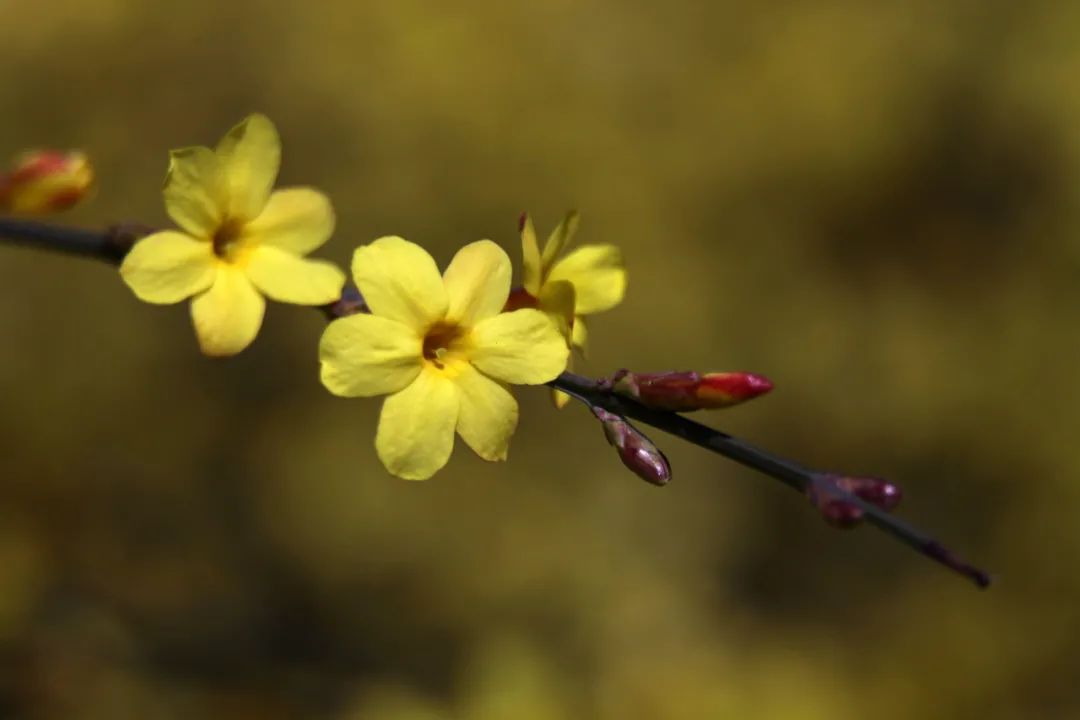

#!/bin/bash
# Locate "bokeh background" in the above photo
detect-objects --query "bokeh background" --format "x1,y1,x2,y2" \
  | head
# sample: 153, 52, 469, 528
1, 1, 1077, 717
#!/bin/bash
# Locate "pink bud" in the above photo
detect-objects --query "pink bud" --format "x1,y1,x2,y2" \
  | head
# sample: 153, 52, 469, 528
807, 473, 903, 529
835, 475, 903, 512
593, 407, 671, 486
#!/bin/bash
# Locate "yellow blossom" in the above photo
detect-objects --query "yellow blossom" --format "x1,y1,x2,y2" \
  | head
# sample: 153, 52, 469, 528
319, 237, 569, 480
120, 114, 345, 356
519, 211, 627, 406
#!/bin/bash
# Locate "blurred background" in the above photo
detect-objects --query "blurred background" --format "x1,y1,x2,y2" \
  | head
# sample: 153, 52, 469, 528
1, 1, 1077, 717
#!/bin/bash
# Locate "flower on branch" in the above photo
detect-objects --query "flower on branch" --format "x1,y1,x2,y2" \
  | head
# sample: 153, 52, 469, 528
516, 211, 628, 407
119, 114, 345, 356
0, 150, 93, 214
319, 237, 569, 480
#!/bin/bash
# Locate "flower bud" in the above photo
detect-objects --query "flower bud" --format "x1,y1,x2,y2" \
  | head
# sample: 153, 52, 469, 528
609, 370, 773, 412
834, 474, 902, 512
0, 150, 93, 214
807, 473, 903, 529
592, 407, 671, 486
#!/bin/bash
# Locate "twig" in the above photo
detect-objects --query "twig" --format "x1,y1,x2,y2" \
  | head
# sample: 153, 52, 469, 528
0, 217, 992, 588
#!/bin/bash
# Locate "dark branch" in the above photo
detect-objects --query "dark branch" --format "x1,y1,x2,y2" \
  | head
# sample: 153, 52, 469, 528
0, 216, 991, 588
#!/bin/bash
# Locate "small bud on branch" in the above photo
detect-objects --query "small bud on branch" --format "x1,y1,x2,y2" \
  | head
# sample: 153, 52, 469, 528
592, 406, 672, 486
807, 474, 903, 528
0, 151, 93, 214
609, 369, 773, 411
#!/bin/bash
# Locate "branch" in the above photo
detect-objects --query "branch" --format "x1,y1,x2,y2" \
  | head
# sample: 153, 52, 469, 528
0, 217, 991, 588
550, 372, 990, 588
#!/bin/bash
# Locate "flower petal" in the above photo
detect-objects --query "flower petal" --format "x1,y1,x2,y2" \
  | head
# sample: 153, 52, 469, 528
540, 210, 580, 274
468, 308, 569, 384
352, 236, 448, 330
571, 315, 588, 351
520, 213, 542, 296
443, 240, 511, 327
119, 231, 216, 304
319, 314, 422, 397
242, 188, 335, 255
215, 114, 281, 221
163, 147, 228, 237
537, 279, 576, 346
376, 368, 459, 480
550, 354, 574, 409
245, 246, 345, 305
455, 364, 518, 461
545, 244, 627, 315
190, 266, 266, 356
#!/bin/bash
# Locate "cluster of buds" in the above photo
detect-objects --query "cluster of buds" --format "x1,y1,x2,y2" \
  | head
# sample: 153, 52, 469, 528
592, 407, 671, 486
807, 473, 903, 528
607, 369, 773, 412
0, 150, 93, 214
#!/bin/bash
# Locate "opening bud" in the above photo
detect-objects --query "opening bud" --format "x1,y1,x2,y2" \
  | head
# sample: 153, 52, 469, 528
807, 473, 903, 529
609, 370, 773, 412
592, 407, 671, 486
0, 150, 94, 214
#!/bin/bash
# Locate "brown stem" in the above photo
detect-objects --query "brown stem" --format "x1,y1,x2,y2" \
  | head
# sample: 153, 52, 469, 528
0, 216, 992, 588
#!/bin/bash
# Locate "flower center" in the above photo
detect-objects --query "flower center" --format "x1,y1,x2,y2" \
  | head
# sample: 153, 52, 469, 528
212, 218, 245, 260
422, 322, 467, 370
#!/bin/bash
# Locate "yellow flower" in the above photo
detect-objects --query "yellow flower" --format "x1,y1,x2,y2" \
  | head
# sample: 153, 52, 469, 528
120, 114, 345, 356
319, 237, 569, 480
519, 211, 627, 406
520, 211, 627, 350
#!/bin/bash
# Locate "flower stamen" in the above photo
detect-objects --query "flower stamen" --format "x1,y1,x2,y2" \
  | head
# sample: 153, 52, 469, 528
422, 322, 465, 370
212, 218, 245, 260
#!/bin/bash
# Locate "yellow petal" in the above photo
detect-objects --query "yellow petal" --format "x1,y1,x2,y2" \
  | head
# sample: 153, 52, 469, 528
245, 246, 345, 305
545, 244, 627, 315
119, 231, 216, 304
537, 279, 576, 346
550, 354, 574, 409
319, 314, 422, 397
520, 213, 542, 296
571, 315, 588, 352
215, 114, 280, 221
243, 188, 335, 255
455, 364, 518, 461
540, 210, 580, 273
190, 266, 266, 356
469, 309, 569, 384
443, 240, 511, 327
376, 368, 459, 480
163, 147, 228, 237
352, 236, 448, 330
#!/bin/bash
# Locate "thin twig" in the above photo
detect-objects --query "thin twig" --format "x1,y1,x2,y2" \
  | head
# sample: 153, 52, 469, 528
0, 216, 992, 588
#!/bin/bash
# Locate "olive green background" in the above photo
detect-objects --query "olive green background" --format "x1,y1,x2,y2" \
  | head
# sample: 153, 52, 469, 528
1, 1, 1077, 717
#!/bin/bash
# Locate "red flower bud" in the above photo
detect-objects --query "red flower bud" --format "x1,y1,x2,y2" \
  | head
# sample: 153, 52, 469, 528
0, 150, 93, 214
592, 407, 671, 486
609, 370, 773, 411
